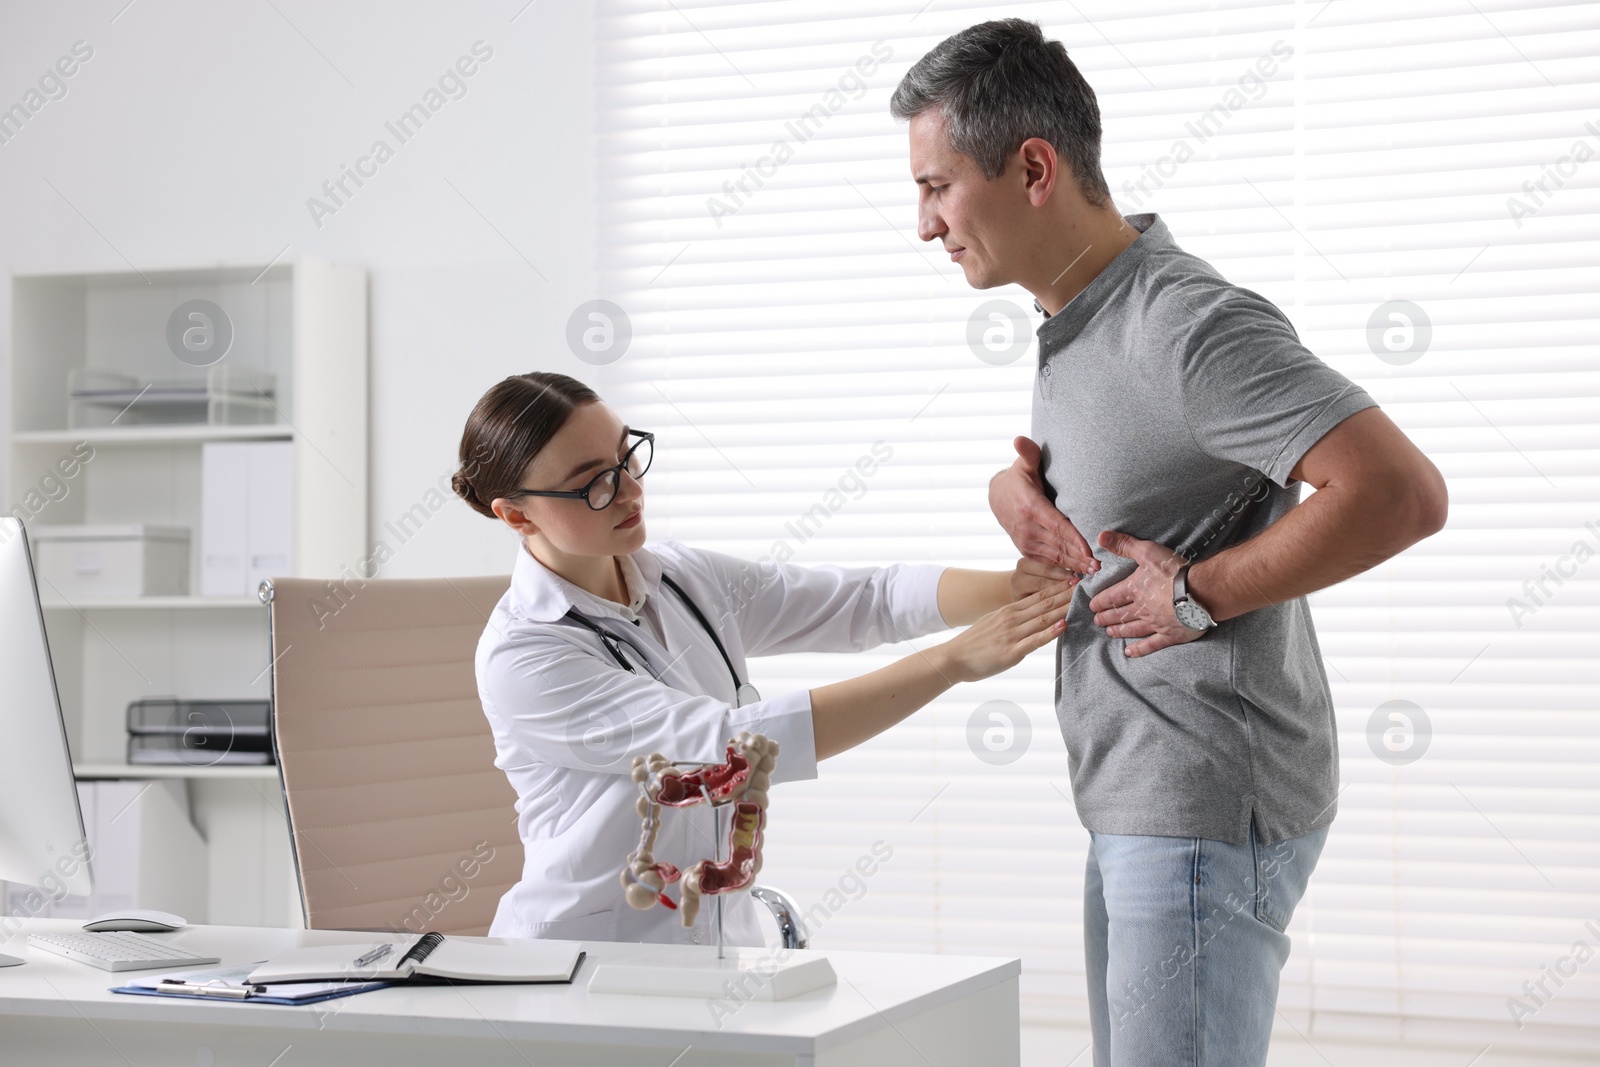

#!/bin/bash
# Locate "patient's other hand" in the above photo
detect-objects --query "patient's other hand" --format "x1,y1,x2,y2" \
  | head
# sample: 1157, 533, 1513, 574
989, 436, 1099, 578
1010, 557, 1079, 601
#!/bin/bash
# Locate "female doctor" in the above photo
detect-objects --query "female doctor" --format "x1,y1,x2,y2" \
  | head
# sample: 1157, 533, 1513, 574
450, 371, 1076, 947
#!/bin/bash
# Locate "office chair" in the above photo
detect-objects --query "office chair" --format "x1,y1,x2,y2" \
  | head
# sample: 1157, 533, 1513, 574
260, 573, 807, 947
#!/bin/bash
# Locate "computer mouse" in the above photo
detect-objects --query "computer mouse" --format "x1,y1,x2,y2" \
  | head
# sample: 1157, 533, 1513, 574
82, 909, 188, 933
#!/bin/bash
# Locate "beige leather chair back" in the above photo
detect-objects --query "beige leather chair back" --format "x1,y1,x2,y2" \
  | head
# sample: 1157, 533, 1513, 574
263, 575, 523, 935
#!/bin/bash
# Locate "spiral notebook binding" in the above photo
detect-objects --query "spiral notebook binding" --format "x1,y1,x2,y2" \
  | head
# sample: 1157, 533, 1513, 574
399, 932, 446, 968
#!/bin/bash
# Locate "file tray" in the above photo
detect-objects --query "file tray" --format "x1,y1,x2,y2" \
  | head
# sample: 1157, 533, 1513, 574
68, 365, 278, 427
127, 698, 273, 766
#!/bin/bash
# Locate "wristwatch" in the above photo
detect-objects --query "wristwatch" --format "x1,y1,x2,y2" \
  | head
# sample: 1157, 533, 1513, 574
1172, 563, 1217, 633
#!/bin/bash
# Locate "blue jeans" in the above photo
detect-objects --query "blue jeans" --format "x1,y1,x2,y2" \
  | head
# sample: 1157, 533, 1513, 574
1083, 816, 1328, 1067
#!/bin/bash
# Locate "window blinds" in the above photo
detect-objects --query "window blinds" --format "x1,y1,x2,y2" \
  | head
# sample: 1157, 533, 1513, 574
592, 1, 1600, 1055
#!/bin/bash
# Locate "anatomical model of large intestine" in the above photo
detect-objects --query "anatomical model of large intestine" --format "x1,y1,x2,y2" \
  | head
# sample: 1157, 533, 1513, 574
620, 732, 776, 927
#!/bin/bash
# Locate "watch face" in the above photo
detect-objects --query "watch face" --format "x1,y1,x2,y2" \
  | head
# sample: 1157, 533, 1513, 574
1175, 598, 1214, 631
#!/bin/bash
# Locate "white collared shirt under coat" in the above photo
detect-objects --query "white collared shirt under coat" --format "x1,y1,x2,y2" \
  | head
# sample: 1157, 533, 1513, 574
475, 538, 948, 947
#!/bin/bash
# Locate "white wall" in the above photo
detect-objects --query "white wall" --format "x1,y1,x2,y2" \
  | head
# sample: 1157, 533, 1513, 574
0, 0, 598, 578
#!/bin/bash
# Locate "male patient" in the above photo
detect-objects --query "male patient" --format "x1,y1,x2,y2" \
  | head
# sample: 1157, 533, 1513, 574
889, 19, 1447, 1067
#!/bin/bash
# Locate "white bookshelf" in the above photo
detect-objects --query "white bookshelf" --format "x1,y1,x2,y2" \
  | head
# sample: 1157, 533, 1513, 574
14, 426, 296, 446
72, 762, 280, 781
5, 258, 367, 927
41, 595, 262, 610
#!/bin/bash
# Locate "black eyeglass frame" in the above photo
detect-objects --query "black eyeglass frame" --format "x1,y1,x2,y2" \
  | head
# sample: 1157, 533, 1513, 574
506, 429, 654, 511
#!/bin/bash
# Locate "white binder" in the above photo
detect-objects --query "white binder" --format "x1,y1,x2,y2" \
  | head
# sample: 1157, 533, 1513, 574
245, 441, 293, 593
201, 441, 293, 596
200, 443, 249, 596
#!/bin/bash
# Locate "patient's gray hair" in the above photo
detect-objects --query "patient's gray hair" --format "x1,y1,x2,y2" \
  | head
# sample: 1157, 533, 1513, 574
889, 18, 1112, 208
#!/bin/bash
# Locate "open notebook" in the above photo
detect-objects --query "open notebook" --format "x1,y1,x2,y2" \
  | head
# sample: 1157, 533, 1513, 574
246, 933, 585, 985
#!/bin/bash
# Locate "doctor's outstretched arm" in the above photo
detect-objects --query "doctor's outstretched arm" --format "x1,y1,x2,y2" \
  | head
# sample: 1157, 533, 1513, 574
934, 559, 1082, 625
810, 582, 1072, 760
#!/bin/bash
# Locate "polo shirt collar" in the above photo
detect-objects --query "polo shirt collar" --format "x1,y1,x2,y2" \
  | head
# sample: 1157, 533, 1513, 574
508, 539, 663, 624
1034, 212, 1166, 352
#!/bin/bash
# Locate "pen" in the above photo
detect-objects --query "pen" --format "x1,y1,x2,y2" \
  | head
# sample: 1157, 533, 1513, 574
351, 944, 393, 968
158, 979, 264, 999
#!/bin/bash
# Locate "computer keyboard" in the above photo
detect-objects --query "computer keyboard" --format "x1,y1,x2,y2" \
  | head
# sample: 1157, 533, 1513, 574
27, 930, 221, 972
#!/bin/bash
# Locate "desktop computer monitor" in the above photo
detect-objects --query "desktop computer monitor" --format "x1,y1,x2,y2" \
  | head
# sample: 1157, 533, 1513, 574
0, 517, 94, 935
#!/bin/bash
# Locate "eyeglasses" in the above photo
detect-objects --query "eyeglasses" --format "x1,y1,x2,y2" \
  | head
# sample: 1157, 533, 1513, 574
508, 430, 654, 511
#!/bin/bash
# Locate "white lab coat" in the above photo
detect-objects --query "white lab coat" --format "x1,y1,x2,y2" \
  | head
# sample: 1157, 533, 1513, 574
476, 538, 948, 947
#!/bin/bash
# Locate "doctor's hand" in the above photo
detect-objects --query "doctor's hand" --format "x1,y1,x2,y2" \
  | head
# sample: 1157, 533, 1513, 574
940, 582, 1075, 684
989, 436, 1100, 579
1010, 556, 1079, 601
1089, 530, 1204, 658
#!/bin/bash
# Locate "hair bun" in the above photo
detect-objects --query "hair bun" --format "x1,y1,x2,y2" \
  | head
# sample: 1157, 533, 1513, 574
451, 470, 498, 519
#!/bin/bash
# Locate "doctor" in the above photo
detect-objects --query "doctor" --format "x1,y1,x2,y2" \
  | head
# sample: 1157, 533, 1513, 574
451, 371, 1075, 946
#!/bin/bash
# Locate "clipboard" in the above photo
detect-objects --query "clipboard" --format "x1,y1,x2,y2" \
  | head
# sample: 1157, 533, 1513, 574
111, 963, 391, 1006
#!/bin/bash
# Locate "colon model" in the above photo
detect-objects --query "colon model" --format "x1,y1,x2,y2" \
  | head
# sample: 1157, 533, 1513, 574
620, 732, 777, 926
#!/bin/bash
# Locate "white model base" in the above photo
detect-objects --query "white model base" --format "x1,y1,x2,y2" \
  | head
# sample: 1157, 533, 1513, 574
587, 946, 837, 1001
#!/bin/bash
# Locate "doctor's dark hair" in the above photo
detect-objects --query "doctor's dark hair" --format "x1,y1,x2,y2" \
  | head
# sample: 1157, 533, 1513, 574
451, 371, 600, 520
888, 18, 1111, 208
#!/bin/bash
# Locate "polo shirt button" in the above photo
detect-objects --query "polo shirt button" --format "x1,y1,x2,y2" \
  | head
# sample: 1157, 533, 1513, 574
1042, 364, 1052, 377
691, 930, 703, 944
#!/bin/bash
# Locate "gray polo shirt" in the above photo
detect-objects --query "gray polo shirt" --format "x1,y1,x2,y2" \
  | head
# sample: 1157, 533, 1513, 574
1032, 212, 1375, 846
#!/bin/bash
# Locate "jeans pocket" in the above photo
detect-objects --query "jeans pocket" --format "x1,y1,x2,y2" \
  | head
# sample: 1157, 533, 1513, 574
1251, 827, 1301, 933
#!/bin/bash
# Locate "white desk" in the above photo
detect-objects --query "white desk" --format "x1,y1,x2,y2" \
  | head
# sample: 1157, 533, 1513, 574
0, 919, 1020, 1066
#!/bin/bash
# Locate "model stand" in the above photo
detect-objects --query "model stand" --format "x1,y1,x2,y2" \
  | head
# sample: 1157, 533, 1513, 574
588, 732, 837, 1001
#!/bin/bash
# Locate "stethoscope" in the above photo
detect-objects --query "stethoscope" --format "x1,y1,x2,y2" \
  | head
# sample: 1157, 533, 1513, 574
560, 572, 762, 708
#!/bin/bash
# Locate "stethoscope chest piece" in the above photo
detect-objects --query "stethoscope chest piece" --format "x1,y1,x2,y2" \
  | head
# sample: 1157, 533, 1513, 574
735, 682, 762, 708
